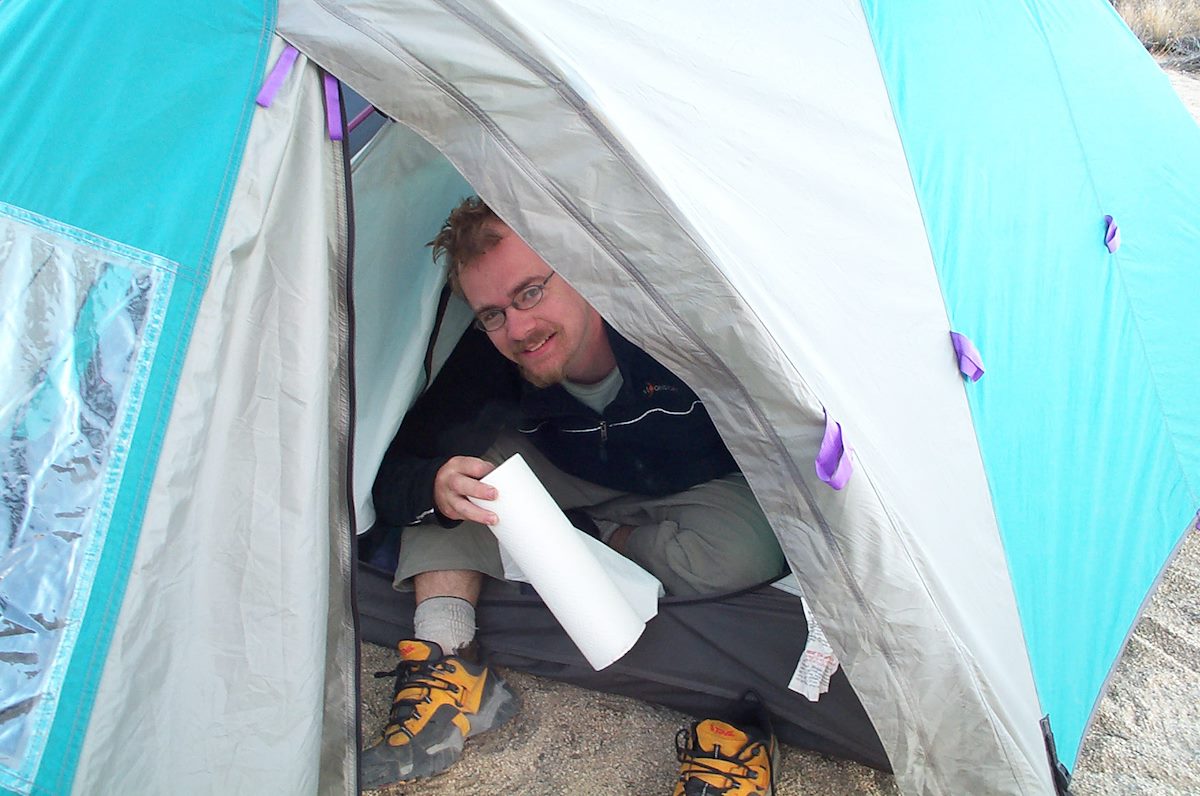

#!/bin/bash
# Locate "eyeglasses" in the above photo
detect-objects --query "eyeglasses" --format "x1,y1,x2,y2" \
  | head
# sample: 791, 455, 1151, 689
473, 272, 556, 332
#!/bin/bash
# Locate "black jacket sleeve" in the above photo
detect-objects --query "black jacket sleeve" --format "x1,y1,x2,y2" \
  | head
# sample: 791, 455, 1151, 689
370, 446, 452, 528
370, 327, 523, 527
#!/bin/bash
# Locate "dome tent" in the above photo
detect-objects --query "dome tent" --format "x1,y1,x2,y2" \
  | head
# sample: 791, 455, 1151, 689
1, 1, 1197, 794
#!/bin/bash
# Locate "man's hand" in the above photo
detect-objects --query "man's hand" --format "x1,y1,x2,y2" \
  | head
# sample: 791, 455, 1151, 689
433, 456, 499, 525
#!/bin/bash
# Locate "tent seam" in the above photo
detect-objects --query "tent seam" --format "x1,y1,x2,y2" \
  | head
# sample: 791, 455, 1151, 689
1021, 2, 1200, 770
852, 2, 1042, 791
329, 83, 361, 796
1023, 1, 1196, 508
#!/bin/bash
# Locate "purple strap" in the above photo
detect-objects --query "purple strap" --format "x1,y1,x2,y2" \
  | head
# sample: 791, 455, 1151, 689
950, 332, 985, 382
348, 104, 378, 134
324, 74, 343, 141
256, 45, 299, 108
1103, 215, 1120, 253
815, 411, 853, 490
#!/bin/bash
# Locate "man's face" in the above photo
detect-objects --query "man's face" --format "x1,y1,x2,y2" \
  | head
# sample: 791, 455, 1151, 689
459, 222, 607, 388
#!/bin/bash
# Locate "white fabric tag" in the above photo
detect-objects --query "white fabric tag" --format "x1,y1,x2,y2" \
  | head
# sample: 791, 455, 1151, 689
772, 574, 841, 701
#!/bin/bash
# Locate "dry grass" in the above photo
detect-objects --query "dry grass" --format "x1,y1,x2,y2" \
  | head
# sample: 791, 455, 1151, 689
1114, 0, 1200, 71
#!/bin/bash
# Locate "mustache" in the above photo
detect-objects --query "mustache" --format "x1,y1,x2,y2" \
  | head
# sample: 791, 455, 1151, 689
511, 328, 555, 353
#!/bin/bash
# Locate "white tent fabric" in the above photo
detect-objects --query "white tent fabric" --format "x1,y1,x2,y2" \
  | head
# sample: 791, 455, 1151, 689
349, 123, 474, 531
70, 44, 356, 795
278, 1, 1051, 793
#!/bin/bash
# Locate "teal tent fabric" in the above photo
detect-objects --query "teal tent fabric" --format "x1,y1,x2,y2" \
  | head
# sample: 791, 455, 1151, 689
862, 0, 1200, 768
0, 1, 274, 270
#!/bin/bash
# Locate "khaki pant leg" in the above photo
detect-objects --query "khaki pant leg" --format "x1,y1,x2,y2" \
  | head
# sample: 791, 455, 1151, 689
393, 520, 506, 588
593, 473, 786, 597
395, 432, 784, 598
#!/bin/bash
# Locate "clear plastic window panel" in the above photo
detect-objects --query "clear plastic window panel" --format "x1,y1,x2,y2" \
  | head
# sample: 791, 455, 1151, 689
0, 205, 172, 785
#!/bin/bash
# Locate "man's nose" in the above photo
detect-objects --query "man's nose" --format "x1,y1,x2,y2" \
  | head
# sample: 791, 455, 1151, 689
505, 306, 537, 339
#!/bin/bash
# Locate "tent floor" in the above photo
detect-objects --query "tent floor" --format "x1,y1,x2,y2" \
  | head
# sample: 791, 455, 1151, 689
356, 561, 890, 772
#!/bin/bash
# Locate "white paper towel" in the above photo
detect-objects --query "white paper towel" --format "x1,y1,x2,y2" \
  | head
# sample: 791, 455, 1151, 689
470, 454, 657, 669
497, 532, 663, 625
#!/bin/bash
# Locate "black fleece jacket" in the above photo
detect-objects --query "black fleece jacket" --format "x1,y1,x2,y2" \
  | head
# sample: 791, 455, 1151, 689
370, 323, 737, 528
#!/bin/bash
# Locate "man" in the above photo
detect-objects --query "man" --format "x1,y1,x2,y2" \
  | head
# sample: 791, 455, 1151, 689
362, 197, 785, 791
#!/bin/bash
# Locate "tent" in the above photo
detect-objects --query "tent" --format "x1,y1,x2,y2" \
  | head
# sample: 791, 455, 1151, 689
2, 0, 1197, 793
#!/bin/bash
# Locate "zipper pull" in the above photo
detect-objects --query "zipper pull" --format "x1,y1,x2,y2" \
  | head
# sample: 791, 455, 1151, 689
599, 420, 608, 463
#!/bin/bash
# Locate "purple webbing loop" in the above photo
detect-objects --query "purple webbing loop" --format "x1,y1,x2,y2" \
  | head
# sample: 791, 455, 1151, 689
1103, 215, 1120, 253
324, 74, 343, 141
815, 411, 853, 490
256, 45, 299, 108
950, 332, 985, 382
348, 105, 377, 134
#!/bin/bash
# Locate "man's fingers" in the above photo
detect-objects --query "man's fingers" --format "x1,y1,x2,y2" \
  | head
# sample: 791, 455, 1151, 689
449, 496, 499, 526
447, 472, 499, 524
453, 471, 497, 501
435, 457, 500, 524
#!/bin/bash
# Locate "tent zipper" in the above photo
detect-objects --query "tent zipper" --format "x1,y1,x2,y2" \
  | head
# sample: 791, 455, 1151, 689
327, 69, 361, 796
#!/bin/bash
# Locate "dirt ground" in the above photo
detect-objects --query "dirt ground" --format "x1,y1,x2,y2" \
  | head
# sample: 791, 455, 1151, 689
360, 68, 1200, 796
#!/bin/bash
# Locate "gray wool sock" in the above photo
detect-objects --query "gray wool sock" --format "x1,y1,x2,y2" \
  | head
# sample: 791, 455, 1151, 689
413, 596, 477, 655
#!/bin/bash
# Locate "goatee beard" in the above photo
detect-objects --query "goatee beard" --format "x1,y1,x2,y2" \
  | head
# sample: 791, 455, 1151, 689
519, 362, 565, 389
513, 328, 563, 388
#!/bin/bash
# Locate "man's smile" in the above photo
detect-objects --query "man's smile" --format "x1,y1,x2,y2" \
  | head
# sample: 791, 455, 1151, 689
516, 330, 556, 357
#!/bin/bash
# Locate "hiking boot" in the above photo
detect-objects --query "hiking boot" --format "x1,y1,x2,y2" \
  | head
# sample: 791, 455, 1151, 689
360, 639, 520, 788
672, 696, 777, 796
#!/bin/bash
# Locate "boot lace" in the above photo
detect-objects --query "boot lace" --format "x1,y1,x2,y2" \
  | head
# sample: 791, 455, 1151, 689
675, 727, 766, 795
374, 659, 463, 739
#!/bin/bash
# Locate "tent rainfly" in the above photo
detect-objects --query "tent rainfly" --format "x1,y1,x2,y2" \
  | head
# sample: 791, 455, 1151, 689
1, 1, 1198, 794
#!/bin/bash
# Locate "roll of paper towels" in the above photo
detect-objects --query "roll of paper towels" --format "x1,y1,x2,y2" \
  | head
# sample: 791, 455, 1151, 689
470, 454, 652, 670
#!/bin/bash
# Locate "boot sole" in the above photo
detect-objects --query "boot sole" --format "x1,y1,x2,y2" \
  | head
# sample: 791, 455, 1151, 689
362, 670, 522, 788
467, 670, 521, 737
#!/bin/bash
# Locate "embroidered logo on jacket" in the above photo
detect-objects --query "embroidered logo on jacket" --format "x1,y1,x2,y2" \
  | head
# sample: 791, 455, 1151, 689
643, 382, 678, 397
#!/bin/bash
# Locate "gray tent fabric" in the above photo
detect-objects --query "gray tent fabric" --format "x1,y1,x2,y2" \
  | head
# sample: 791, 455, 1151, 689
279, 2, 1050, 792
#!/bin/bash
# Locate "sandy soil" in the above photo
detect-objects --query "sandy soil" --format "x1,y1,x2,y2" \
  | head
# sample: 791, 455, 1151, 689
1166, 68, 1200, 113
361, 69, 1200, 796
